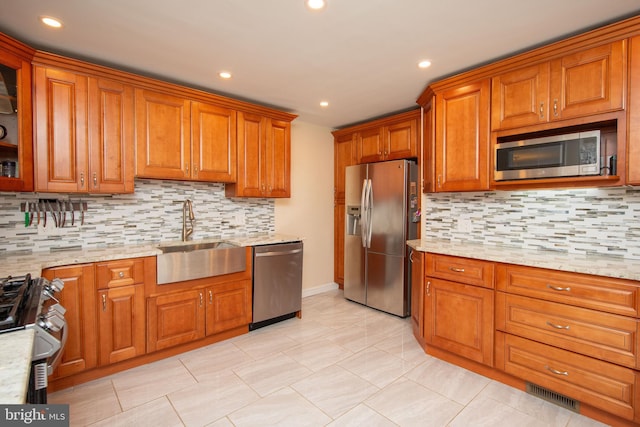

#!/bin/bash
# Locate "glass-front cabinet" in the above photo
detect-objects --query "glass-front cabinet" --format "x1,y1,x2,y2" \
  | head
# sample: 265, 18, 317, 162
0, 33, 34, 191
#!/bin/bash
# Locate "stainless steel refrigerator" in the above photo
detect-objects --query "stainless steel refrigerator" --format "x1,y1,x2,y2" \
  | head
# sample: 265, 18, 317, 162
344, 159, 419, 317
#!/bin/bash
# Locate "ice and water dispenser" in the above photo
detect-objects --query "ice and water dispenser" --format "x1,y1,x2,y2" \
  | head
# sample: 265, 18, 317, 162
346, 205, 361, 236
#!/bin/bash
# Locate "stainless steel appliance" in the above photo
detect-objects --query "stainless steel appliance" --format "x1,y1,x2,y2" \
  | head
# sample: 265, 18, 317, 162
344, 159, 418, 317
250, 241, 303, 330
494, 130, 601, 181
0, 274, 67, 403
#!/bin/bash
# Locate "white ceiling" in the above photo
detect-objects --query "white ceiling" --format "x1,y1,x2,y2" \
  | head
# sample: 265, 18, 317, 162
1, 1, 640, 129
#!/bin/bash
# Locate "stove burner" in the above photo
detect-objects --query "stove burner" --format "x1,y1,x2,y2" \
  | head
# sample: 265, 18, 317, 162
0, 274, 33, 331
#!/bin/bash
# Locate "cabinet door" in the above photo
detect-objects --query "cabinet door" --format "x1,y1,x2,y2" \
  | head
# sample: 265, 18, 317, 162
334, 203, 345, 287
228, 112, 264, 197
205, 280, 252, 335
34, 66, 88, 192
191, 102, 236, 182
264, 118, 290, 197
0, 40, 34, 192
434, 80, 490, 192
334, 133, 354, 201
491, 63, 550, 130
357, 127, 384, 163
628, 36, 640, 185
147, 289, 205, 352
425, 278, 494, 366
384, 118, 418, 160
97, 284, 145, 365
87, 77, 134, 193
549, 41, 626, 121
410, 250, 425, 345
42, 264, 97, 379
134, 88, 191, 180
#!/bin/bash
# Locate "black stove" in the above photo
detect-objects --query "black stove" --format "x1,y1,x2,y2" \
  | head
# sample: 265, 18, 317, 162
0, 274, 66, 404
0, 274, 43, 332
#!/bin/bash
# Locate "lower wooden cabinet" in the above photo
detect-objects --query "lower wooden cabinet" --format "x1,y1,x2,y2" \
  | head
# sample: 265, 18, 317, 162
410, 249, 424, 345
147, 279, 252, 352
42, 264, 97, 379
97, 284, 145, 365
147, 289, 206, 352
496, 332, 637, 421
424, 277, 494, 366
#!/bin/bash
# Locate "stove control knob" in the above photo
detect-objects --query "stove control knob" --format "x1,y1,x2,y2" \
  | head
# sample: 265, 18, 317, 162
48, 303, 66, 316
38, 312, 64, 332
48, 278, 65, 293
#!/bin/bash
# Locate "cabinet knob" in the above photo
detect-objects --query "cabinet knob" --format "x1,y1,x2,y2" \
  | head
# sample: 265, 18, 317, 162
80, 173, 85, 188
185, 164, 190, 174
93, 172, 97, 188
553, 99, 558, 117
539, 102, 544, 119
118, 271, 125, 278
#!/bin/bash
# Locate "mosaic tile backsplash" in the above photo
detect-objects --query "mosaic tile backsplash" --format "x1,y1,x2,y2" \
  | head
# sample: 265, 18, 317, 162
0, 179, 274, 253
423, 186, 640, 260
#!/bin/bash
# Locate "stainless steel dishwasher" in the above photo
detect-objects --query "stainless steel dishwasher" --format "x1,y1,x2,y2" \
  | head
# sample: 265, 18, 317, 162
250, 241, 303, 330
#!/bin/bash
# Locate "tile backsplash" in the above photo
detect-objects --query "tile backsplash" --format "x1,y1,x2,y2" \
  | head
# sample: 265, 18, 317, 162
423, 186, 640, 260
0, 179, 274, 253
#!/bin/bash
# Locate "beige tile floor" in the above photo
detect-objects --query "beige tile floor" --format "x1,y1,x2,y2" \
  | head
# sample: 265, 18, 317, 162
49, 289, 610, 426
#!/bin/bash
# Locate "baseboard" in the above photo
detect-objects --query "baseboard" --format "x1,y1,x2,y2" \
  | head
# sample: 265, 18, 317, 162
302, 282, 339, 298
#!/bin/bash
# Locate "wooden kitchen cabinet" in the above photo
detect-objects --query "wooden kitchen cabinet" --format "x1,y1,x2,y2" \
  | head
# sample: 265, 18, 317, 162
42, 264, 97, 379
205, 280, 252, 335
134, 88, 191, 180
425, 79, 491, 192
33, 62, 134, 193
334, 132, 355, 202
410, 249, 425, 346
147, 289, 206, 352
491, 41, 626, 131
225, 111, 292, 198
95, 258, 147, 365
0, 33, 34, 192
135, 92, 238, 183
628, 36, 640, 185
424, 254, 494, 366
355, 111, 419, 164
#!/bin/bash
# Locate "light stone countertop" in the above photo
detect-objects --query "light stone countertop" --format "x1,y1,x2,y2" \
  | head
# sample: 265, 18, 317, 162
0, 233, 302, 279
408, 238, 640, 282
0, 329, 35, 404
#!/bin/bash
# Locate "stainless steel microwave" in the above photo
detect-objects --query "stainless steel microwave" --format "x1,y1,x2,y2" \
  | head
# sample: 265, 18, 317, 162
494, 130, 601, 181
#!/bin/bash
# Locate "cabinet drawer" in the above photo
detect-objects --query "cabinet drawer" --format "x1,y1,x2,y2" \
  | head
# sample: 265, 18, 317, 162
496, 292, 639, 369
496, 332, 637, 421
426, 254, 494, 288
96, 258, 145, 289
496, 264, 639, 317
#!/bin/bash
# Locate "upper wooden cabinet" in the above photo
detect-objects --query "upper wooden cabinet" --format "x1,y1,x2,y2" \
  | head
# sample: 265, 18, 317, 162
425, 80, 491, 192
491, 41, 627, 131
225, 112, 292, 198
135, 88, 237, 183
33, 61, 134, 193
628, 36, 640, 185
0, 33, 34, 192
355, 111, 419, 164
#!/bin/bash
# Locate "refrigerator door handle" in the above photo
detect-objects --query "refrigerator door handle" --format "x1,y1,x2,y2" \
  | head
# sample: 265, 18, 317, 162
360, 179, 368, 248
366, 179, 373, 248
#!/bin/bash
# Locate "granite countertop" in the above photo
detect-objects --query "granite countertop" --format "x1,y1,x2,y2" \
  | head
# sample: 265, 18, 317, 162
0, 233, 302, 278
408, 238, 640, 282
0, 329, 35, 404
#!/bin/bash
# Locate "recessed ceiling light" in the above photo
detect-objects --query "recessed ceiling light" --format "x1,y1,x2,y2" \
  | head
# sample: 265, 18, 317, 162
320, 101, 329, 107
418, 60, 432, 69
40, 16, 63, 28
306, 0, 326, 11
219, 71, 232, 79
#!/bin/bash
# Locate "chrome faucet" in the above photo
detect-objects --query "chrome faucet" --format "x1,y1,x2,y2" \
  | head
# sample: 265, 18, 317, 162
182, 199, 195, 241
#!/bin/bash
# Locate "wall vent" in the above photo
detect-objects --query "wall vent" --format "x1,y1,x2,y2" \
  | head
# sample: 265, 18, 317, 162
526, 382, 580, 413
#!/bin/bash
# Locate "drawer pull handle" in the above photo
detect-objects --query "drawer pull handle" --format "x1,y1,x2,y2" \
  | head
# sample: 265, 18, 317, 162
449, 267, 465, 273
102, 294, 107, 312
199, 292, 203, 307
426, 281, 431, 297
118, 271, 125, 278
546, 321, 570, 330
545, 366, 568, 376
547, 284, 571, 292
209, 290, 213, 304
